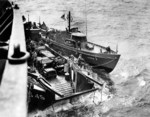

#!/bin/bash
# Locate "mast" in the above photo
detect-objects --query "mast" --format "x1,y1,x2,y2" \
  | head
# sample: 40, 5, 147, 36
68, 11, 71, 32
39, 16, 41, 24
28, 14, 29, 22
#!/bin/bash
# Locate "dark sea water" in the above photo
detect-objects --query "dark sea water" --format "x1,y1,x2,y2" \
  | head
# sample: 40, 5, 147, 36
13, 0, 150, 116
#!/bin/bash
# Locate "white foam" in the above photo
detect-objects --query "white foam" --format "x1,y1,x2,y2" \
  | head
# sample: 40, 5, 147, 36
138, 77, 146, 87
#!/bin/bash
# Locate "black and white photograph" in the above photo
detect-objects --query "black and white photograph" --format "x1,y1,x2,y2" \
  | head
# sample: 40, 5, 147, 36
0, 0, 150, 117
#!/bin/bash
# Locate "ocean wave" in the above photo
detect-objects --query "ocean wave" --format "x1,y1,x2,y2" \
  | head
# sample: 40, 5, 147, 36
14, 0, 150, 116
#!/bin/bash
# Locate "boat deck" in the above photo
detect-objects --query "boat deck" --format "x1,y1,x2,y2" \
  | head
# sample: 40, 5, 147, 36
80, 44, 104, 54
48, 75, 73, 100
28, 70, 73, 100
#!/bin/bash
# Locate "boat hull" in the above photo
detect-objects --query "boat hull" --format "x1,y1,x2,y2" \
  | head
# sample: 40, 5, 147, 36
28, 27, 120, 74
47, 40, 120, 73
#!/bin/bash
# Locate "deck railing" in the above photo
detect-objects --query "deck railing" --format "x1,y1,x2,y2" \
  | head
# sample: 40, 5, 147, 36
0, 2, 29, 117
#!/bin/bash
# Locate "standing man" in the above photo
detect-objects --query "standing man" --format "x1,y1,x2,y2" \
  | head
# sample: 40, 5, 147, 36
77, 41, 81, 50
32, 51, 37, 69
77, 54, 84, 68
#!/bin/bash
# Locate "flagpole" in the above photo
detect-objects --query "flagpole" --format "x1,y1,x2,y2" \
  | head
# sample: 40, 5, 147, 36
39, 16, 41, 24
68, 11, 71, 32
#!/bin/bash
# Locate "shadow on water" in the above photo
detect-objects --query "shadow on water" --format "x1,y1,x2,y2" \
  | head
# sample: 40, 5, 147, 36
28, 98, 51, 112
28, 90, 55, 113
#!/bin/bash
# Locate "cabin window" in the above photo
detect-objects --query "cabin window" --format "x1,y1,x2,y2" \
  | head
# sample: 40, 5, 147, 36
72, 36, 86, 42
65, 40, 76, 48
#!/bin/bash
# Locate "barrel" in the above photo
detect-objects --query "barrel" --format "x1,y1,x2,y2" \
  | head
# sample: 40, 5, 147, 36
65, 72, 70, 81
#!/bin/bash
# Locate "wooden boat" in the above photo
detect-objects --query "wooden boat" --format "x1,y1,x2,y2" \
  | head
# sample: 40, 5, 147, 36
27, 11, 120, 74
0, 1, 29, 117
27, 44, 104, 110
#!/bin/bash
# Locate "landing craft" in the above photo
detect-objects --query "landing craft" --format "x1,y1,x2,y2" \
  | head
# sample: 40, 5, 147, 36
27, 44, 105, 110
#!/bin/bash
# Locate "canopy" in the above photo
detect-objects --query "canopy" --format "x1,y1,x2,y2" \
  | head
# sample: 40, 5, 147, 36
40, 50, 55, 58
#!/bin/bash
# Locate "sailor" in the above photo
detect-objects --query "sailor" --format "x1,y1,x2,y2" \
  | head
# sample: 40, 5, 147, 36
106, 46, 111, 53
64, 60, 69, 73
64, 56, 73, 81
67, 55, 73, 69
100, 48, 102, 53
70, 54, 74, 62
32, 51, 37, 68
77, 54, 84, 68
33, 22, 37, 29
45, 31, 49, 39
22, 15, 26, 23
77, 41, 81, 50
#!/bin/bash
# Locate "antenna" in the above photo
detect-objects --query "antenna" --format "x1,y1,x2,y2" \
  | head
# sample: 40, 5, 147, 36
116, 43, 118, 53
85, 0, 87, 39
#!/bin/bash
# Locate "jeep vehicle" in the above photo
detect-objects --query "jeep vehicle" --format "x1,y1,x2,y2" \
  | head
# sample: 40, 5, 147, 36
36, 57, 57, 79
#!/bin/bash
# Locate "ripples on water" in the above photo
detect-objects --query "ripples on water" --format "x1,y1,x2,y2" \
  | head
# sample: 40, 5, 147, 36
13, 0, 150, 116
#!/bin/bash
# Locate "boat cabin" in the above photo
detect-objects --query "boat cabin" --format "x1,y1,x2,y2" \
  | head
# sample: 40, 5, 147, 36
69, 32, 87, 49
71, 32, 87, 42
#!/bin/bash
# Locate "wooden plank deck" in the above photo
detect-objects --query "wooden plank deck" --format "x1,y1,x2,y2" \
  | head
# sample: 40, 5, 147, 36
48, 76, 73, 100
